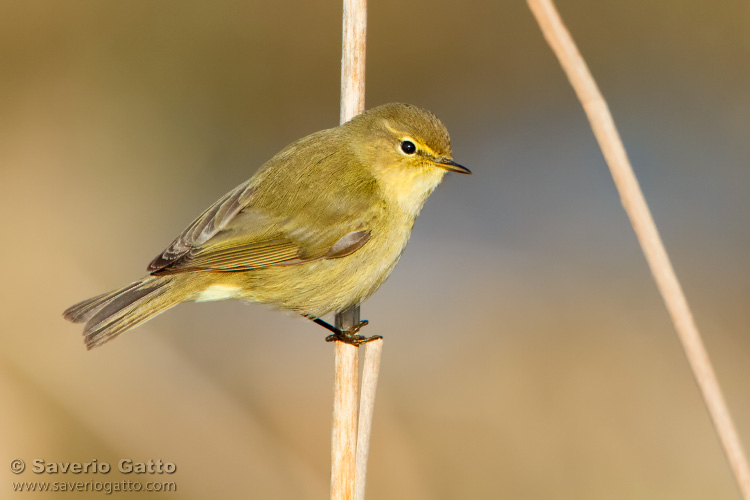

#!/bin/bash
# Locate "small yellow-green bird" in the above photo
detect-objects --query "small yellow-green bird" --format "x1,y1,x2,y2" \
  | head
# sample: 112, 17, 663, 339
64, 103, 470, 349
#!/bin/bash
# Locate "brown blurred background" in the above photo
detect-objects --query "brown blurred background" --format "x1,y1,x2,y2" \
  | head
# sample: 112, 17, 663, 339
2, 1, 749, 498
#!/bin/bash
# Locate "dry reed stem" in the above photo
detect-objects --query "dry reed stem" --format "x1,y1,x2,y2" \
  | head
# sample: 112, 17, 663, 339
332, 340, 359, 500
340, 0, 366, 123
332, 0, 368, 499
526, 1, 750, 497
355, 339, 383, 500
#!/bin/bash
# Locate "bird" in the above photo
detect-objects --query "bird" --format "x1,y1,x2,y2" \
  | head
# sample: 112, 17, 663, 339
63, 103, 470, 349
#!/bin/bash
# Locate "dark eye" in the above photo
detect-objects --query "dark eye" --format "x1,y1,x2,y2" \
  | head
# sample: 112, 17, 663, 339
400, 140, 416, 155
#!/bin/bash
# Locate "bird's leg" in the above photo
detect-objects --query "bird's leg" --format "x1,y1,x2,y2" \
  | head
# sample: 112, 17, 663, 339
310, 317, 382, 346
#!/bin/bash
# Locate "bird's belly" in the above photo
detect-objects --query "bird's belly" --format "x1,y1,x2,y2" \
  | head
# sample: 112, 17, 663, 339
223, 226, 411, 317
193, 284, 242, 302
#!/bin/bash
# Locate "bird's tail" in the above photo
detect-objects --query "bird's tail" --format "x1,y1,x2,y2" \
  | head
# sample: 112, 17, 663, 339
63, 276, 185, 349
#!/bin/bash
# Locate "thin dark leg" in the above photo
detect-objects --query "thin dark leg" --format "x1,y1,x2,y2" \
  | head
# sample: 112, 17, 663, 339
309, 317, 382, 346
312, 317, 341, 335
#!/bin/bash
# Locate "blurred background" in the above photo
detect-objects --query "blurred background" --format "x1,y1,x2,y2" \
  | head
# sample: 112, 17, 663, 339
2, 0, 749, 498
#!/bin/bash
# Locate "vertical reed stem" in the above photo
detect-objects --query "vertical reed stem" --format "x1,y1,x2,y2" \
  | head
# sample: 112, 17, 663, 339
355, 339, 383, 500
331, 333, 359, 500
340, 0, 366, 123
331, 0, 367, 499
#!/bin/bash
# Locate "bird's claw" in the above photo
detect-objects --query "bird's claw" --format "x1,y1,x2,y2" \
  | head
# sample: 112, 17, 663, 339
325, 320, 381, 345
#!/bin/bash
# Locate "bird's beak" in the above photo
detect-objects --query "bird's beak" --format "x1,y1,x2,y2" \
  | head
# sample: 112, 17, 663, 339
433, 157, 471, 174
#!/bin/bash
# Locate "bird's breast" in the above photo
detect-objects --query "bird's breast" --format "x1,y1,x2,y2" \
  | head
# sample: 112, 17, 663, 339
374, 166, 446, 219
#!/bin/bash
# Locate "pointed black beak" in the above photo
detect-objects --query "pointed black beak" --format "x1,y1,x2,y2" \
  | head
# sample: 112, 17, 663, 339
433, 157, 471, 174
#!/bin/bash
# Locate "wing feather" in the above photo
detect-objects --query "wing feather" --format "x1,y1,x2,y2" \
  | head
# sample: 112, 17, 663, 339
155, 239, 300, 272
148, 181, 256, 272
146, 134, 383, 276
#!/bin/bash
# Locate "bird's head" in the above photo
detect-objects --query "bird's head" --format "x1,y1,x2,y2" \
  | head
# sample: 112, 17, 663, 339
347, 103, 470, 216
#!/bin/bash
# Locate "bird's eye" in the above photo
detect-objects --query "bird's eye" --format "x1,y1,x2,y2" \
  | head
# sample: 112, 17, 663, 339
400, 140, 416, 155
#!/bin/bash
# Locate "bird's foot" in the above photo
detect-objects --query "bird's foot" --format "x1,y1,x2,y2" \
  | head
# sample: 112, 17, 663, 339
324, 320, 382, 345
310, 316, 382, 345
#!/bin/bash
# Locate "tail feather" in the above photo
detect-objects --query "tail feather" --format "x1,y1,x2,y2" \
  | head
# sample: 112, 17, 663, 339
63, 281, 144, 324
63, 277, 182, 349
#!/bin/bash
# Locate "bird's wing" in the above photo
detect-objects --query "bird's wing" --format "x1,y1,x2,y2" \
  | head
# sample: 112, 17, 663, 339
152, 205, 373, 274
148, 180, 256, 272
148, 139, 381, 275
